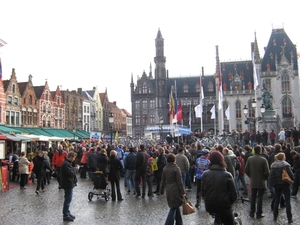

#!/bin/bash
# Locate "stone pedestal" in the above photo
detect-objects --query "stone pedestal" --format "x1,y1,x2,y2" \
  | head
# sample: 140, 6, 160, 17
258, 110, 281, 133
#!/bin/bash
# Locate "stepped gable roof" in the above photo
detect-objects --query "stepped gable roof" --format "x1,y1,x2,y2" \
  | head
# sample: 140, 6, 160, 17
261, 28, 298, 72
33, 86, 45, 99
167, 75, 215, 94
220, 60, 253, 90
18, 82, 28, 96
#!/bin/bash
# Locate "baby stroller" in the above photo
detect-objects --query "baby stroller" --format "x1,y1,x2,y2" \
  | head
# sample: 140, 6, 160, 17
88, 171, 110, 201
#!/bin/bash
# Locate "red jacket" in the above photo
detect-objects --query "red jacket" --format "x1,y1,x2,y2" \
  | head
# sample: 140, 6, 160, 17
52, 150, 67, 168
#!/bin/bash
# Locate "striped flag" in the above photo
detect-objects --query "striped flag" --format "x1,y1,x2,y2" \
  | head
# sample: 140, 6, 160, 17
169, 90, 175, 123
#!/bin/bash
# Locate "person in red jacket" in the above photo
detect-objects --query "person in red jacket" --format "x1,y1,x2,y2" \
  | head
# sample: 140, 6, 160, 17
270, 130, 276, 146
52, 144, 67, 189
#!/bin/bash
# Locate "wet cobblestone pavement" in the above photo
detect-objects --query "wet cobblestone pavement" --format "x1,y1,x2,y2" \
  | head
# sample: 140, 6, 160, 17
1, 176, 299, 225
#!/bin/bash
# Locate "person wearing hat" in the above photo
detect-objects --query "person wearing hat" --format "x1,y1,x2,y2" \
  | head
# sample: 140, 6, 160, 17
194, 149, 210, 208
202, 151, 237, 224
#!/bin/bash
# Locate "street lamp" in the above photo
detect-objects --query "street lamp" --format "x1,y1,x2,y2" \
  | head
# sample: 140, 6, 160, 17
243, 100, 265, 131
109, 112, 114, 145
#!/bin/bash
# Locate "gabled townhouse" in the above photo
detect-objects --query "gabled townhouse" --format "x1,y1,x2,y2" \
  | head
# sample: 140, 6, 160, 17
99, 88, 110, 133
33, 81, 54, 127
18, 75, 39, 127
86, 86, 102, 132
82, 90, 96, 132
61, 88, 84, 130
109, 101, 123, 136
3, 69, 22, 127
50, 86, 65, 129
121, 109, 132, 137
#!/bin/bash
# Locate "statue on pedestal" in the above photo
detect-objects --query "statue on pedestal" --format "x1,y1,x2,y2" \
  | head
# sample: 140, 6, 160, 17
262, 82, 273, 110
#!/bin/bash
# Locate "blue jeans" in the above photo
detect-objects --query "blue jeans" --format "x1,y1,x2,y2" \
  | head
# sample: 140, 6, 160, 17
235, 170, 240, 196
126, 170, 136, 193
181, 172, 187, 188
250, 188, 264, 216
237, 173, 248, 194
165, 207, 183, 225
268, 177, 275, 195
273, 184, 292, 221
63, 189, 73, 217
292, 172, 300, 195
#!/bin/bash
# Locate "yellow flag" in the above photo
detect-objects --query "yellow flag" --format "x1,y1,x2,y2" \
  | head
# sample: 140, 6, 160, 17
115, 131, 119, 141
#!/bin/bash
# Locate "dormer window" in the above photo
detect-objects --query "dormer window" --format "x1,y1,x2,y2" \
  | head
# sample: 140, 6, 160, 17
183, 84, 189, 93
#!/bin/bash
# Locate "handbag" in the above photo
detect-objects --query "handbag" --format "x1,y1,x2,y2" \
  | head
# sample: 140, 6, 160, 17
182, 196, 196, 215
282, 167, 294, 184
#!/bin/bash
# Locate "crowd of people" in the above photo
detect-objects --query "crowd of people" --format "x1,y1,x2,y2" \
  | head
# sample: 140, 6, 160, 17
5, 127, 300, 224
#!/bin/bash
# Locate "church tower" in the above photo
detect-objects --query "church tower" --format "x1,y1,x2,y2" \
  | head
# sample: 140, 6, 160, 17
154, 29, 168, 124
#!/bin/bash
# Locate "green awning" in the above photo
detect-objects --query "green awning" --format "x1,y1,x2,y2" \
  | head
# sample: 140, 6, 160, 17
0, 125, 22, 134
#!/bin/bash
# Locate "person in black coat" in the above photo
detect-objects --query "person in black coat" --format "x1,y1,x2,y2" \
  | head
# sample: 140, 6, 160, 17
60, 151, 78, 222
269, 152, 294, 223
33, 150, 52, 194
108, 150, 123, 201
134, 145, 149, 198
98, 149, 109, 175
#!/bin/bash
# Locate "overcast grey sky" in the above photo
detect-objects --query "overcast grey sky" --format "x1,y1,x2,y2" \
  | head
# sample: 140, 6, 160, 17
0, 0, 299, 113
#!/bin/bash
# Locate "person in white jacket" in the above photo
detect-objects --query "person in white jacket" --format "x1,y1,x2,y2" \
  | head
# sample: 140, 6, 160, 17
278, 128, 286, 145
18, 151, 30, 189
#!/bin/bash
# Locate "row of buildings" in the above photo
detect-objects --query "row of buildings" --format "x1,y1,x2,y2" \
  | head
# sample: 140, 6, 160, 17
131, 28, 299, 138
0, 47, 132, 138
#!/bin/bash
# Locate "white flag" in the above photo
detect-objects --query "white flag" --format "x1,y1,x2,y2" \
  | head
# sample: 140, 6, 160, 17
225, 106, 230, 120
252, 52, 259, 90
210, 105, 216, 119
194, 104, 202, 118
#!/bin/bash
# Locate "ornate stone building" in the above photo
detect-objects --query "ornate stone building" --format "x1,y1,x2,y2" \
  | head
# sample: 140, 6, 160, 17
131, 28, 299, 138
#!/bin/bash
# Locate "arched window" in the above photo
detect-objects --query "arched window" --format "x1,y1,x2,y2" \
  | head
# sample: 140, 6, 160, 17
248, 100, 255, 118
12, 84, 16, 93
235, 101, 241, 118
281, 72, 290, 92
282, 96, 292, 118
135, 101, 140, 110
183, 84, 189, 93
29, 95, 33, 105
150, 114, 155, 124
142, 82, 147, 94
150, 100, 155, 109
142, 100, 147, 109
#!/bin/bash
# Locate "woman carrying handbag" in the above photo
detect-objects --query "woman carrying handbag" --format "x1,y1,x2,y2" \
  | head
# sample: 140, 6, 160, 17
160, 153, 186, 225
269, 152, 294, 223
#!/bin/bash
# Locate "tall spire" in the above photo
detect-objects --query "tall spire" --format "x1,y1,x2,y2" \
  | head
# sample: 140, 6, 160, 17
251, 31, 260, 63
